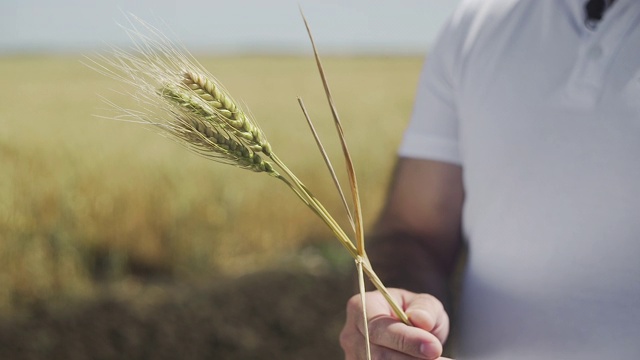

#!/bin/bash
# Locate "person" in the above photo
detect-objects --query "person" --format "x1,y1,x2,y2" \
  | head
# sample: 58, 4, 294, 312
340, 0, 640, 359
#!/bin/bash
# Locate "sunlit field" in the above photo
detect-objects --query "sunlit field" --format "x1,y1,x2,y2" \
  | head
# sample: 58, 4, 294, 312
0, 55, 422, 322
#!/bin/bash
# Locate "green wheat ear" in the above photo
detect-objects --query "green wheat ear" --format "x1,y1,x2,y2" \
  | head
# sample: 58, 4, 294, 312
180, 71, 273, 156
159, 82, 275, 174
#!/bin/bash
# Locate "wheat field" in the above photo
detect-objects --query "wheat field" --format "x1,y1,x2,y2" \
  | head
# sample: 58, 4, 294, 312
0, 54, 423, 316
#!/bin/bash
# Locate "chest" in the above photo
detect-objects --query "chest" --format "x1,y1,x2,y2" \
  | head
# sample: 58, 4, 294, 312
454, 2, 640, 170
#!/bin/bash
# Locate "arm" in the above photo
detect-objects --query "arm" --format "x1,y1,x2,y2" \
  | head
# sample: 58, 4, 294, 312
340, 157, 465, 360
368, 157, 465, 308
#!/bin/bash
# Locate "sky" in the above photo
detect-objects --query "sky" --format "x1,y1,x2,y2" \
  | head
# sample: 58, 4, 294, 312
0, 0, 460, 55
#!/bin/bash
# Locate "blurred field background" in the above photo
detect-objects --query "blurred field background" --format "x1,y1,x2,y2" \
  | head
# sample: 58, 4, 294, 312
0, 54, 423, 358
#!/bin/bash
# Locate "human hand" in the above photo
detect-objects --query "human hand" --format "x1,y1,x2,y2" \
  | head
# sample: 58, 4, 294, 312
340, 288, 452, 360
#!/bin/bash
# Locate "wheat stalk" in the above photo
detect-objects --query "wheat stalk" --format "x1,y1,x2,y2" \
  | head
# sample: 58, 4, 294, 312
87, 14, 411, 358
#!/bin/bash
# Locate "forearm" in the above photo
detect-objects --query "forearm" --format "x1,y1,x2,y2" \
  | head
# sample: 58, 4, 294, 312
362, 157, 465, 310
366, 229, 463, 311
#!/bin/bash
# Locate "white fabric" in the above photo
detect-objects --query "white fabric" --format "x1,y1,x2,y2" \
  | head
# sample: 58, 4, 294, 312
399, 0, 640, 358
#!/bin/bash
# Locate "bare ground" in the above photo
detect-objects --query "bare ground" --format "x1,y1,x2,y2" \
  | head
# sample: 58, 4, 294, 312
0, 266, 354, 360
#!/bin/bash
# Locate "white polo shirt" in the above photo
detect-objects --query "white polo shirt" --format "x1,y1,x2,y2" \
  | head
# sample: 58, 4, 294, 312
399, 0, 640, 359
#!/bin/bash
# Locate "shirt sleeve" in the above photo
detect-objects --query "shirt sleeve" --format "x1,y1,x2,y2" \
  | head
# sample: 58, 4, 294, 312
398, 12, 464, 166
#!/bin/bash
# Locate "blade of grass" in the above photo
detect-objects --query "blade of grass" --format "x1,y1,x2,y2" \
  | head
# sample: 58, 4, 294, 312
299, 8, 411, 327
299, 9, 365, 257
297, 97, 355, 232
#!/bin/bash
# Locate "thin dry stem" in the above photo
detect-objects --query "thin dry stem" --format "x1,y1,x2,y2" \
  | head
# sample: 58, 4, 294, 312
299, 9, 365, 257
299, 9, 410, 327
357, 257, 372, 360
297, 97, 355, 231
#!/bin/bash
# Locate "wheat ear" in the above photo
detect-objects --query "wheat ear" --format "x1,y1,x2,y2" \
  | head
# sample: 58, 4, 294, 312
88, 15, 411, 356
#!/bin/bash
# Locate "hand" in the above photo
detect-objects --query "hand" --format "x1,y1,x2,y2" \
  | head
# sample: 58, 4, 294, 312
340, 288, 453, 360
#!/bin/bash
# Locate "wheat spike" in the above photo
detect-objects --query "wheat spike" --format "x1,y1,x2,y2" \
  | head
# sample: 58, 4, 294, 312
181, 71, 272, 156
160, 84, 275, 173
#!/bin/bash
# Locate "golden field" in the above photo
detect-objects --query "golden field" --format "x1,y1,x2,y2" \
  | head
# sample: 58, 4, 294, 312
0, 54, 423, 319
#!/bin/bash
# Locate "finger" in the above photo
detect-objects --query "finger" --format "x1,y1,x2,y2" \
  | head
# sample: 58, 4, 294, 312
345, 291, 395, 320
369, 342, 436, 360
368, 316, 443, 359
404, 295, 449, 343
344, 291, 394, 337
343, 291, 448, 359
340, 325, 364, 360
343, 337, 421, 360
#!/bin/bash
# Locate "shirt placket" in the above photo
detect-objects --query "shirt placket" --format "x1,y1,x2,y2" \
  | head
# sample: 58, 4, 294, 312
566, 0, 639, 104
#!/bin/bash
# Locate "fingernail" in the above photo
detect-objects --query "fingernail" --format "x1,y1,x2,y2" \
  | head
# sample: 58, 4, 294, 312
419, 342, 438, 358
